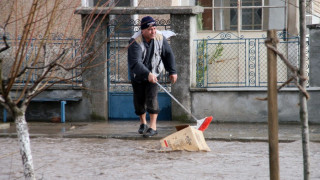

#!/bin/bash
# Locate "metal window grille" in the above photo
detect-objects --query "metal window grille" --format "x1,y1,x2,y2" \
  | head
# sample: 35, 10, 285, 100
197, 0, 286, 31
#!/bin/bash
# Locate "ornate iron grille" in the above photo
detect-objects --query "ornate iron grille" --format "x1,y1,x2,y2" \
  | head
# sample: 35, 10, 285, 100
0, 33, 81, 87
195, 32, 308, 88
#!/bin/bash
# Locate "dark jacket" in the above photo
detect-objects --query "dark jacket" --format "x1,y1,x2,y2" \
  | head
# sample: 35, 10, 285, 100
128, 32, 176, 82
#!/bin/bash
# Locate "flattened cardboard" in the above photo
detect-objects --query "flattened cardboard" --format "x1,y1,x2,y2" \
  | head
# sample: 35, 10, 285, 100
160, 125, 211, 152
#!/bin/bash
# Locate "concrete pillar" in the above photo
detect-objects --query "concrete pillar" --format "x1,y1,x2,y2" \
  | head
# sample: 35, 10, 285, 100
81, 14, 109, 120
170, 13, 199, 122
307, 24, 320, 87
306, 24, 320, 123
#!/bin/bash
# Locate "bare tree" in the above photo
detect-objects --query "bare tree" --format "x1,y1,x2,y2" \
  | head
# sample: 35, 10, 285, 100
0, 0, 112, 179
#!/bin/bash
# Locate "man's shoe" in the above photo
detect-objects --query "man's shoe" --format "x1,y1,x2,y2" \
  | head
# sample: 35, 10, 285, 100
143, 128, 158, 138
138, 124, 148, 134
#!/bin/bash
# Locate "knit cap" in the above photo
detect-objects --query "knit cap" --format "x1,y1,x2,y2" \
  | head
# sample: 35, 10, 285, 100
141, 16, 156, 30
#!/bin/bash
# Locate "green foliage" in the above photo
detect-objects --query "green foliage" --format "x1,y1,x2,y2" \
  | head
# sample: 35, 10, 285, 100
196, 40, 224, 87
196, 40, 207, 86
196, 1, 203, 31
197, 13, 203, 31
208, 43, 223, 64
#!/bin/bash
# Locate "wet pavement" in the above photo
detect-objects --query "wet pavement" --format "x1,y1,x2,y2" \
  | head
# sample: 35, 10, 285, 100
1, 137, 320, 179
0, 121, 320, 142
0, 121, 320, 179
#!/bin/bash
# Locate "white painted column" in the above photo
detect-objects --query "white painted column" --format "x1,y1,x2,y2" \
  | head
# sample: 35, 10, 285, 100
81, 0, 93, 7
132, 0, 138, 22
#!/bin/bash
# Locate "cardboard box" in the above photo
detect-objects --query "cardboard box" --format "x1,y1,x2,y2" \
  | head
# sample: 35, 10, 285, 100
160, 125, 211, 152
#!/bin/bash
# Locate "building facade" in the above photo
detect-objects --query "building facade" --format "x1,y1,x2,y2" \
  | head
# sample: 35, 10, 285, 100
1, 0, 320, 123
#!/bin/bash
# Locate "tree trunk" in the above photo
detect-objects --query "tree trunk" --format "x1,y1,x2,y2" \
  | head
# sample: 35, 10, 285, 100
299, 0, 310, 179
15, 112, 36, 180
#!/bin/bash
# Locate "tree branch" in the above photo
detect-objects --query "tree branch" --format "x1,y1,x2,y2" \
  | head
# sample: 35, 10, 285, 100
264, 41, 310, 99
265, 43, 298, 73
14, 48, 67, 78
0, 4, 12, 53
0, 35, 10, 53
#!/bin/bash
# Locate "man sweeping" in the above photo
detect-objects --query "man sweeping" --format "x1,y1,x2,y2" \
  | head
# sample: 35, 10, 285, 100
127, 16, 177, 138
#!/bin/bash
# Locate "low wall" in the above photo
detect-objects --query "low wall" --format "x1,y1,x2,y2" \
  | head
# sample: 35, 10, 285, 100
2, 89, 91, 122
191, 88, 320, 124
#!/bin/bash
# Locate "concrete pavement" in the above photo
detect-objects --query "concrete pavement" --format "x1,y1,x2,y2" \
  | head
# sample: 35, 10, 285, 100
0, 121, 320, 142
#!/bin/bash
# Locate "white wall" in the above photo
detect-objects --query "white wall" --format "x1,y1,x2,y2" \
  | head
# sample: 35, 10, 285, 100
171, 0, 195, 6
81, 0, 94, 7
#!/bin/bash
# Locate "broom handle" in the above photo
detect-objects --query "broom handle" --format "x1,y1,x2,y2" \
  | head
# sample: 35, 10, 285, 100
156, 82, 198, 121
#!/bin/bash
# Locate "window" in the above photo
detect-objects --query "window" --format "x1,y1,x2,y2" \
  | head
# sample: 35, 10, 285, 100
197, 0, 286, 31
241, 0, 262, 30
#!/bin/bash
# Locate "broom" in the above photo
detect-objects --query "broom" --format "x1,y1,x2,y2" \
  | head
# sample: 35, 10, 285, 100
156, 82, 212, 131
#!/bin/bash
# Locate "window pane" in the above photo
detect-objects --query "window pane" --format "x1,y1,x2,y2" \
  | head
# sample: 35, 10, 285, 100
202, 9, 213, 30
230, 8, 238, 30
214, 8, 238, 31
94, 0, 130, 6
116, 0, 131, 6
242, 8, 262, 30
254, 0, 262, 6
242, 0, 262, 6
214, 0, 237, 7
264, 0, 285, 6
198, 0, 212, 7
214, 0, 238, 30
230, 0, 238, 7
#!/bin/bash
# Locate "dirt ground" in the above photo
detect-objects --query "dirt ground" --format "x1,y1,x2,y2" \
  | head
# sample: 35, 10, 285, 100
0, 138, 319, 180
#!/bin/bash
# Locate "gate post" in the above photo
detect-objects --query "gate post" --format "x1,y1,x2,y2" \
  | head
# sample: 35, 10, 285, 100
80, 14, 109, 120
170, 7, 203, 121
307, 24, 320, 123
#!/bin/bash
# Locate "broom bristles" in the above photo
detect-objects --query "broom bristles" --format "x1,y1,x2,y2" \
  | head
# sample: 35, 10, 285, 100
198, 116, 213, 132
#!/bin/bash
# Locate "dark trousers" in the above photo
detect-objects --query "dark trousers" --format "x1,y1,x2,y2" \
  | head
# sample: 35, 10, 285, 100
131, 80, 160, 115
